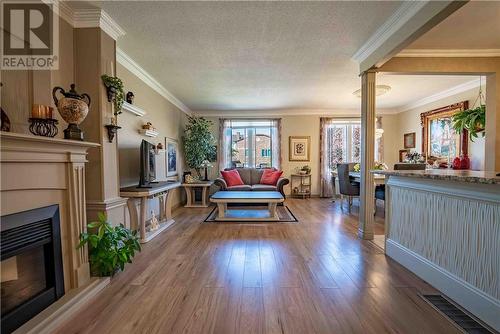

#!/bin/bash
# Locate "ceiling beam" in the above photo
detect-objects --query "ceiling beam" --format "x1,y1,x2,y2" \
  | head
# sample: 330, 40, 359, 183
353, 1, 468, 73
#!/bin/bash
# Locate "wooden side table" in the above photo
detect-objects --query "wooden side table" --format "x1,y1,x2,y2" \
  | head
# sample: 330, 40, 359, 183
182, 181, 213, 207
290, 173, 312, 198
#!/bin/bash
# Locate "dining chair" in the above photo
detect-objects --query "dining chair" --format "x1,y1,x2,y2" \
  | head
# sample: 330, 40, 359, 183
336, 163, 360, 212
374, 163, 426, 215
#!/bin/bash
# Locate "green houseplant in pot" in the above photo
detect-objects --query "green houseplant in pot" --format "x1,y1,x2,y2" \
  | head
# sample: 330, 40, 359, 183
451, 104, 486, 142
78, 212, 141, 276
101, 74, 125, 116
182, 116, 216, 177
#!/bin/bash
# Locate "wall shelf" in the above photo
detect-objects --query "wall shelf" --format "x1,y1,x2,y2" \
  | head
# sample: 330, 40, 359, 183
138, 129, 159, 138
122, 102, 146, 117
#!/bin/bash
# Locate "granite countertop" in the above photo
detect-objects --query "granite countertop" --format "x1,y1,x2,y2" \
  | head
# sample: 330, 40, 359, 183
372, 169, 500, 185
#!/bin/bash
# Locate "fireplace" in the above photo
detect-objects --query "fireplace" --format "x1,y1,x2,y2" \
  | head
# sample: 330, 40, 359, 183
1, 205, 64, 333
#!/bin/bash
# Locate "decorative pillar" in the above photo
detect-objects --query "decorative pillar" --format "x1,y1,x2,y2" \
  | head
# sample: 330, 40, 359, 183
66, 154, 90, 288
485, 74, 498, 171
358, 70, 376, 240
74, 27, 127, 224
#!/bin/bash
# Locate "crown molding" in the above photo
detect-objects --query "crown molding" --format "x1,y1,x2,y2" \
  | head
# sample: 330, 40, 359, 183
352, 1, 428, 64
194, 108, 399, 117
51, 1, 125, 40
396, 49, 500, 58
116, 48, 191, 115
72, 9, 125, 40
50, 0, 73, 25
399, 78, 480, 113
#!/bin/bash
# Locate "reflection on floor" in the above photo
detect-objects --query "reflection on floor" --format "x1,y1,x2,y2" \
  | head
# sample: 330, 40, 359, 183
55, 198, 459, 334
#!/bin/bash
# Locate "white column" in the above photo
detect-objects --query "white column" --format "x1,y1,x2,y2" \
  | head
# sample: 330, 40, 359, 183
358, 70, 376, 240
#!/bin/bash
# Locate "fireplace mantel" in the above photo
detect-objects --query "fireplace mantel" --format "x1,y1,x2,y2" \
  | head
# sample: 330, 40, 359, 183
1, 131, 99, 290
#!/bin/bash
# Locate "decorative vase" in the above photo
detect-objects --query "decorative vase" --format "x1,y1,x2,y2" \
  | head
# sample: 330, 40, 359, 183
460, 154, 471, 170
52, 84, 91, 141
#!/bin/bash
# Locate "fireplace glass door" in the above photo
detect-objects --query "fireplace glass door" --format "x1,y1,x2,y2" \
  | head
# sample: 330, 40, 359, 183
1, 205, 64, 334
1, 246, 48, 316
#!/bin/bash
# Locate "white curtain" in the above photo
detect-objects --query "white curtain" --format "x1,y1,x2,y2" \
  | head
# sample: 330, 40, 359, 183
271, 119, 282, 169
320, 117, 335, 197
218, 119, 232, 171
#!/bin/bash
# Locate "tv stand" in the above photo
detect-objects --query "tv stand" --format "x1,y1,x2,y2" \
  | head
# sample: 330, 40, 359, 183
120, 181, 181, 243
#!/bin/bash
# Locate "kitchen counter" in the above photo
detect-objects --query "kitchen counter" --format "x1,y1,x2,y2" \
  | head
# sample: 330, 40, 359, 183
380, 170, 500, 330
374, 169, 500, 185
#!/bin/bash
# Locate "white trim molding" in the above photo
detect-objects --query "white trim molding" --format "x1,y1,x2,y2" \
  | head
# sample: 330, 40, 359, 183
116, 48, 191, 115
51, 1, 125, 40
352, 1, 428, 64
400, 78, 481, 112
122, 102, 146, 117
72, 9, 125, 40
195, 107, 399, 118
396, 49, 500, 58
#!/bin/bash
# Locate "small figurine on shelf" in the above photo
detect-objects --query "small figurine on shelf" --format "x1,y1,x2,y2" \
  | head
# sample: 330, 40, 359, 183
142, 122, 155, 130
150, 210, 159, 231
126, 91, 135, 104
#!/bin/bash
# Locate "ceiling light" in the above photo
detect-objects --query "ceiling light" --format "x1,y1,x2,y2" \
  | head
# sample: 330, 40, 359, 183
353, 85, 391, 98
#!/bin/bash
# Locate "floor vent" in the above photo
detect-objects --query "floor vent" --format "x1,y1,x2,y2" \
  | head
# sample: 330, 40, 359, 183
421, 294, 494, 334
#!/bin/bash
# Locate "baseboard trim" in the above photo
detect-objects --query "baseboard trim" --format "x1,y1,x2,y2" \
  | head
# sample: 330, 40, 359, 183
386, 239, 500, 331
15, 277, 110, 334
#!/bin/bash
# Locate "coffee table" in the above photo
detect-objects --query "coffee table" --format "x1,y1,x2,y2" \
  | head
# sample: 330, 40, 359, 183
210, 191, 284, 221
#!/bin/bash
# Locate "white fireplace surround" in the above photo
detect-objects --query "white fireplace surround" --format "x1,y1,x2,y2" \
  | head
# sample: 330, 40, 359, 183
0, 132, 109, 333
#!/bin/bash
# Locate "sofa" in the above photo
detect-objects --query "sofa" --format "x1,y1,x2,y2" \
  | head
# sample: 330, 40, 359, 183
214, 168, 289, 198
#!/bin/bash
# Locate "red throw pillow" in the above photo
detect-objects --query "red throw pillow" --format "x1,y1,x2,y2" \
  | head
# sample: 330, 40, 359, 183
260, 169, 283, 186
220, 169, 244, 187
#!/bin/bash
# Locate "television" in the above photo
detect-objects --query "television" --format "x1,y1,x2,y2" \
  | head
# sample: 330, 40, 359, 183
138, 139, 156, 188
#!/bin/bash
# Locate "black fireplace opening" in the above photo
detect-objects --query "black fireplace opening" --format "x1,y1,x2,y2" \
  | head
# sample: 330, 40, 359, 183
1, 205, 64, 334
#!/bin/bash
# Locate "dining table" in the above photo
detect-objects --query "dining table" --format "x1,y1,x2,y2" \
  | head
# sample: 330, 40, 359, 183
349, 171, 386, 185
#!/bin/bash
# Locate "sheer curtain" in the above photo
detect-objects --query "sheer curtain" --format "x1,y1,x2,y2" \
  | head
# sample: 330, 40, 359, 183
320, 117, 335, 197
320, 116, 384, 197
218, 119, 281, 171
218, 119, 232, 171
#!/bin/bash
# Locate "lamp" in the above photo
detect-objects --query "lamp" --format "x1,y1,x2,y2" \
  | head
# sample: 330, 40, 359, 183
200, 160, 213, 181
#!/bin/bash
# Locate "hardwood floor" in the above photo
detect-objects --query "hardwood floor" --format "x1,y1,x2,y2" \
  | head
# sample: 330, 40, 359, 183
55, 198, 459, 334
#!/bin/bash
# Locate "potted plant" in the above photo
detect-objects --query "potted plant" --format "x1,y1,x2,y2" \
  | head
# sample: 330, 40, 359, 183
78, 212, 141, 277
101, 74, 125, 116
182, 116, 216, 178
451, 104, 486, 141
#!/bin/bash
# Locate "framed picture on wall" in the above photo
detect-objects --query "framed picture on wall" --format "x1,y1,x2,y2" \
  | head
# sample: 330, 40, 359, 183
399, 149, 409, 162
289, 136, 310, 161
421, 101, 468, 161
165, 137, 178, 177
403, 132, 416, 149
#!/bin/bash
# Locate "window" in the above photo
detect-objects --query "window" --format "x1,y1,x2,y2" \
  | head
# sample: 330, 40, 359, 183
326, 120, 361, 166
220, 119, 280, 169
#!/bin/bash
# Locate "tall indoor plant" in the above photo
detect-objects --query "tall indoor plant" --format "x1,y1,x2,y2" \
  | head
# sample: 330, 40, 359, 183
182, 116, 216, 177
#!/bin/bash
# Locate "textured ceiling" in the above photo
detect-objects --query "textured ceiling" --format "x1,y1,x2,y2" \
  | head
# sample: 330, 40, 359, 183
89, 1, 477, 111
407, 1, 500, 49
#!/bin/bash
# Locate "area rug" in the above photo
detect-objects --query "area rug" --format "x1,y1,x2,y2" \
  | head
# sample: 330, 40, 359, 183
203, 205, 298, 223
